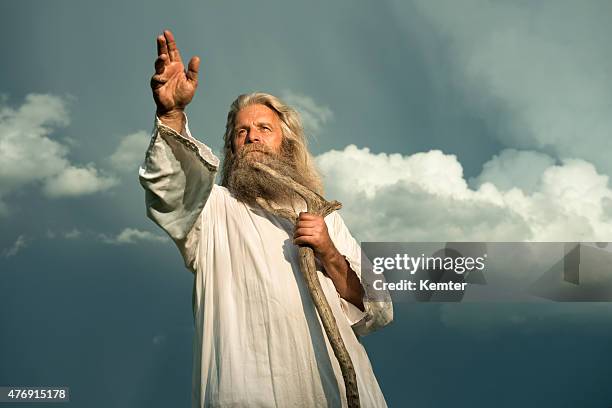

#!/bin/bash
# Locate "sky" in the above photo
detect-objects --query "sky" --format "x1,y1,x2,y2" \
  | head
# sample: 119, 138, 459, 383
2, 0, 612, 407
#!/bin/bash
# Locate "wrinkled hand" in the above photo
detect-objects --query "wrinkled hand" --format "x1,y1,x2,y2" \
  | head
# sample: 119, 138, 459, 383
294, 212, 364, 310
293, 212, 336, 260
150, 30, 200, 117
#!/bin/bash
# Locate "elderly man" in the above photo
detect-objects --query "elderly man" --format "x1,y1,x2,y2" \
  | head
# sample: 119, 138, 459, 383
139, 30, 393, 408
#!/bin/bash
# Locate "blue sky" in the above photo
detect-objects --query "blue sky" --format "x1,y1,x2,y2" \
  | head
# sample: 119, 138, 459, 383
2, 0, 612, 407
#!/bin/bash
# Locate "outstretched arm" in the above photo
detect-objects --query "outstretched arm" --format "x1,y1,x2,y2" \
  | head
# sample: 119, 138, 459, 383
139, 30, 218, 272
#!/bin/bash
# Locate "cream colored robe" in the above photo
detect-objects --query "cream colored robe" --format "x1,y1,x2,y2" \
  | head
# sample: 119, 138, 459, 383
139, 116, 393, 408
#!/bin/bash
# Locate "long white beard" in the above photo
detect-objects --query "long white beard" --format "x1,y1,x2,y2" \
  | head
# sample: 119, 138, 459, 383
224, 143, 307, 210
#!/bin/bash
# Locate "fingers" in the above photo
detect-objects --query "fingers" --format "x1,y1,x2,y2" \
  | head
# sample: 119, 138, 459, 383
292, 234, 332, 253
295, 220, 318, 229
293, 227, 316, 238
150, 74, 167, 90
154, 33, 170, 78
186, 56, 200, 83
156, 34, 168, 57
298, 212, 320, 221
154, 54, 167, 74
293, 211, 330, 249
293, 232, 319, 246
164, 30, 182, 62
293, 236, 314, 246
296, 213, 325, 228
295, 213, 326, 236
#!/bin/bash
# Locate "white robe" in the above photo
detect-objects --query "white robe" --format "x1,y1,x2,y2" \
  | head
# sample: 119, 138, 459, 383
139, 115, 393, 408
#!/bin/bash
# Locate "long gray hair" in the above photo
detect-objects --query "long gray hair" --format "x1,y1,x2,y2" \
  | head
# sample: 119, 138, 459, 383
220, 92, 323, 195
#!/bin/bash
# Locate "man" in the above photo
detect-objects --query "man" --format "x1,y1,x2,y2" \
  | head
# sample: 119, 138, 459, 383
139, 30, 393, 408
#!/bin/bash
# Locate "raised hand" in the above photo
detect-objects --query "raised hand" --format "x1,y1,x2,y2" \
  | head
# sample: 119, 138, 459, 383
150, 30, 200, 127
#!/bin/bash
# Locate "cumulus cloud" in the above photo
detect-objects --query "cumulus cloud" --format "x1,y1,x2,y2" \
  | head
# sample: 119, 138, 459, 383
43, 165, 117, 198
318, 146, 612, 328
0, 94, 117, 212
375, 1, 612, 328
100, 228, 169, 245
281, 90, 333, 134
2, 235, 29, 258
109, 130, 150, 172
0, 94, 69, 192
316, 145, 612, 242
410, 0, 612, 177
470, 149, 556, 194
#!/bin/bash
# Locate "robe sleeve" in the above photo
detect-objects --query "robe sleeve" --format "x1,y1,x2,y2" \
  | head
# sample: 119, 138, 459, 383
138, 114, 219, 272
327, 211, 393, 337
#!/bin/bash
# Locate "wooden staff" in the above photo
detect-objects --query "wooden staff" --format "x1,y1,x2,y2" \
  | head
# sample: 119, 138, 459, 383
252, 162, 360, 408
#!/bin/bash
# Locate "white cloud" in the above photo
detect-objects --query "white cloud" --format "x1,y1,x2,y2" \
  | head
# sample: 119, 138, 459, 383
316, 145, 612, 242
0, 94, 70, 193
281, 90, 333, 134
2, 235, 29, 258
64, 228, 81, 239
43, 165, 117, 198
0, 94, 117, 212
317, 145, 612, 329
43, 227, 166, 245
100, 228, 169, 245
356, 2, 612, 327
410, 0, 612, 177
109, 130, 150, 172
470, 149, 556, 194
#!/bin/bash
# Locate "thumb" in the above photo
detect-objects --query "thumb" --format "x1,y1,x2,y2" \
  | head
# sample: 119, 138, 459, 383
186, 56, 200, 83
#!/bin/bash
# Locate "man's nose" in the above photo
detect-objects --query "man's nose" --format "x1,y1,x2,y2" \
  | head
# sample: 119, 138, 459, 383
246, 130, 262, 144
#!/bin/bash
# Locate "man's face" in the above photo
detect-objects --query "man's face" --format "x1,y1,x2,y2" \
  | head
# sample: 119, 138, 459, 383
233, 104, 284, 154
224, 104, 297, 207
223, 101, 321, 206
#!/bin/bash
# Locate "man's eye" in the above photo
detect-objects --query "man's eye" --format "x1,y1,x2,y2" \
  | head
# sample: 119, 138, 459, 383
263, 127, 271, 132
